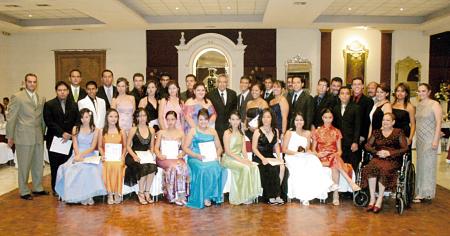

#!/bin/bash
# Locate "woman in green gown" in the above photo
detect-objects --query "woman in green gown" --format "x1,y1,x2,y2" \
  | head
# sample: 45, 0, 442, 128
222, 111, 262, 205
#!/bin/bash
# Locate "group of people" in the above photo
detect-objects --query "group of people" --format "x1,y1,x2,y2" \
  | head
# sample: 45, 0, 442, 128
4, 69, 442, 212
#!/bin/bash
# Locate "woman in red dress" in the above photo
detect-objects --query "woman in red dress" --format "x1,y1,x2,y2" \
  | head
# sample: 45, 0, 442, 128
362, 113, 408, 213
312, 108, 361, 206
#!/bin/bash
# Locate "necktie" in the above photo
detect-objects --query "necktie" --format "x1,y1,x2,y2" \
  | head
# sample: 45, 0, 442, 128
317, 96, 322, 105
265, 92, 269, 99
240, 94, 244, 107
341, 105, 346, 116
74, 88, 79, 101
107, 87, 112, 104
32, 93, 37, 106
221, 92, 225, 105
61, 100, 66, 114
292, 93, 298, 105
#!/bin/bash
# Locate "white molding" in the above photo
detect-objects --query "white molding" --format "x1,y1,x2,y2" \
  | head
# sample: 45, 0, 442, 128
175, 32, 246, 91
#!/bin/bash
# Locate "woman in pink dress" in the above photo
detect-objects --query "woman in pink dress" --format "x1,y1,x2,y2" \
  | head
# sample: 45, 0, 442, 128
111, 77, 135, 134
312, 108, 361, 205
158, 81, 184, 131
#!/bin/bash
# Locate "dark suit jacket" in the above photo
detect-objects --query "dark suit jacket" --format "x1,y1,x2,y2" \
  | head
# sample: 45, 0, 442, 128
43, 97, 80, 151
130, 88, 145, 108
207, 88, 237, 142
287, 90, 314, 130
313, 93, 337, 128
97, 85, 118, 110
353, 94, 374, 141
68, 87, 87, 103
332, 101, 361, 147
263, 91, 274, 103
180, 90, 194, 102
237, 91, 252, 119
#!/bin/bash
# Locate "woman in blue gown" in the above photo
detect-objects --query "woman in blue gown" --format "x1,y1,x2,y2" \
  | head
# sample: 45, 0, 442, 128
55, 108, 106, 205
182, 108, 227, 208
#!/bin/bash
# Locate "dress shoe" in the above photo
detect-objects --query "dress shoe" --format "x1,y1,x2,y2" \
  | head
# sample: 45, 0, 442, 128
365, 204, 375, 212
20, 194, 33, 200
32, 191, 49, 196
373, 205, 382, 213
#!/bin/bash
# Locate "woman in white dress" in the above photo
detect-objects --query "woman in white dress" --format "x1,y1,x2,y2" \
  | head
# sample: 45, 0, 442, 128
282, 112, 333, 205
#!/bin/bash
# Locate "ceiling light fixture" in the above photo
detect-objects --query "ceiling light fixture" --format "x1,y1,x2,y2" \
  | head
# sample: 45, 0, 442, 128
400, 8, 404, 11
5, 4, 20, 7
293, 1, 307, 6
28, 14, 33, 18
226, 6, 231, 10
348, 7, 352, 11
175, 7, 179, 10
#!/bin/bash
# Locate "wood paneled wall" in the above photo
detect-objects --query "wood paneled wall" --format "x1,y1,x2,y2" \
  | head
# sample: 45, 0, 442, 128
146, 29, 276, 83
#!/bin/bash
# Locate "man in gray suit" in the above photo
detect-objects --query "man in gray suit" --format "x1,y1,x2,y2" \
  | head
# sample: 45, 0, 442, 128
237, 76, 252, 119
7, 73, 48, 200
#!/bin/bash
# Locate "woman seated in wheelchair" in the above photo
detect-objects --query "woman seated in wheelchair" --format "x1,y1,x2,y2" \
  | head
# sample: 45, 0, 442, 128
312, 108, 361, 206
363, 113, 408, 213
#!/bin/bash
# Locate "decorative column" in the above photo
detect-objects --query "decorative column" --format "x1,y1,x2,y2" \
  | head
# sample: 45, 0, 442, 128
320, 29, 332, 80
380, 30, 393, 86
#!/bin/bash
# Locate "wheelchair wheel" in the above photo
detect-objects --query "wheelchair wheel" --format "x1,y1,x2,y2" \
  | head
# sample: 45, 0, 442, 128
353, 190, 369, 207
405, 164, 415, 208
396, 197, 405, 215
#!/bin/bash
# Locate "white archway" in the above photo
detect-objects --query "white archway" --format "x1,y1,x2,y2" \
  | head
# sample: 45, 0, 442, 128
175, 32, 246, 92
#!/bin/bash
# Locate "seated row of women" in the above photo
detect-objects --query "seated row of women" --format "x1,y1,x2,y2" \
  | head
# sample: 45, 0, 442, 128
56, 106, 409, 209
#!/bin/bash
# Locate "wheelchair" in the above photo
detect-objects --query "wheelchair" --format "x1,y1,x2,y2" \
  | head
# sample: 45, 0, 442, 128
353, 151, 415, 214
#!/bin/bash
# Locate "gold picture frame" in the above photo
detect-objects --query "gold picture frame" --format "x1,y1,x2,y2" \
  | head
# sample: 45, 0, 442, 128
343, 41, 368, 85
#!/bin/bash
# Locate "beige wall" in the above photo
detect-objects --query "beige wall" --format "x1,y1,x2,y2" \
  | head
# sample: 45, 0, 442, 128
0, 30, 146, 100
0, 28, 430, 100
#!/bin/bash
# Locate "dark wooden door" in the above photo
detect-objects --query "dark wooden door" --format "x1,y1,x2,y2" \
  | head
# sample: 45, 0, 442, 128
55, 50, 106, 88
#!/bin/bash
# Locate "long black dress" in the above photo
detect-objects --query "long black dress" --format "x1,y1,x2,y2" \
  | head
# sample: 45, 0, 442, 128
392, 108, 411, 137
252, 128, 287, 201
124, 127, 158, 187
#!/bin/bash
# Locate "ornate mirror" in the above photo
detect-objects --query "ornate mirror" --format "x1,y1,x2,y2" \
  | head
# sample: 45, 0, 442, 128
395, 57, 421, 97
285, 55, 312, 90
193, 48, 229, 92
343, 40, 368, 85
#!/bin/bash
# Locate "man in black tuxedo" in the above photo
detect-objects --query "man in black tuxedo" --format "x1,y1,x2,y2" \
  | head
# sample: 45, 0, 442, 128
237, 76, 252, 119
130, 73, 146, 107
43, 81, 80, 195
330, 77, 343, 106
351, 77, 374, 143
207, 74, 237, 144
287, 76, 314, 130
313, 78, 337, 128
97, 69, 118, 110
263, 75, 274, 103
332, 86, 361, 170
157, 72, 171, 100
68, 69, 87, 103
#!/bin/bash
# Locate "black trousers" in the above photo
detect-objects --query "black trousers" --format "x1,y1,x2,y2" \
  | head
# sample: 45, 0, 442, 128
342, 144, 362, 171
48, 151, 70, 192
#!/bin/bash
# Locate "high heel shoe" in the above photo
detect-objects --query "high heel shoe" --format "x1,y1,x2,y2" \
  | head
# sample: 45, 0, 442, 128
373, 205, 382, 213
351, 184, 361, 192
365, 204, 375, 212
114, 194, 122, 204
332, 192, 340, 206
137, 192, 148, 205
144, 191, 154, 204
107, 194, 114, 205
